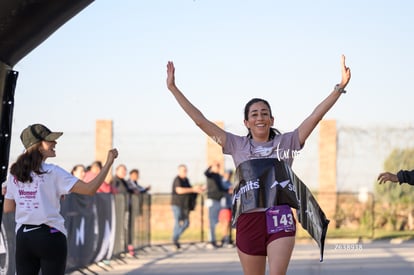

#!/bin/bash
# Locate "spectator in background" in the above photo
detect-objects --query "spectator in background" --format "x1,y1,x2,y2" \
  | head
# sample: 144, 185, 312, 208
128, 169, 151, 193
71, 164, 86, 180
171, 164, 204, 250
378, 170, 414, 185
68, 165, 86, 200
204, 162, 227, 248
128, 168, 150, 218
219, 169, 234, 247
111, 164, 140, 256
111, 164, 130, 194
84, 161, 111, 193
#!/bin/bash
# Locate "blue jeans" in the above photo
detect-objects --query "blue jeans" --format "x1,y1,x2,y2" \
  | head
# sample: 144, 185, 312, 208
206, 198, 221, 243
172, 205, 189, 243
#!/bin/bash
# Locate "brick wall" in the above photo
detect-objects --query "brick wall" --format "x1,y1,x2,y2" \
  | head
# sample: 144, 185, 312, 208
318, 120, 338, 228
95, 120, 113, 183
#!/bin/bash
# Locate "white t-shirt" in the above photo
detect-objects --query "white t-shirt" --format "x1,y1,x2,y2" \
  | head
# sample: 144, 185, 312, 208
4, 163, 78, 236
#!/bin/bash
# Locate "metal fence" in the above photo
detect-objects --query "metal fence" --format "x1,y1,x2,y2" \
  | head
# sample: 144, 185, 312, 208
1, 190, 412, 274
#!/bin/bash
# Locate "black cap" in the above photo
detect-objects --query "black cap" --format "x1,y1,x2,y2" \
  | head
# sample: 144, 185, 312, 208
20, 124, 63, 149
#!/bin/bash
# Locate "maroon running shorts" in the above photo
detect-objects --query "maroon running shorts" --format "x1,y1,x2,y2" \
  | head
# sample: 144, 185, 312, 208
236, 210, 296, 256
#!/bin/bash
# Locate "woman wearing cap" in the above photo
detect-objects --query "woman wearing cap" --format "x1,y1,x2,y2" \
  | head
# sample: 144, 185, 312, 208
3, 124, 118, 275
166, 56, 351, 275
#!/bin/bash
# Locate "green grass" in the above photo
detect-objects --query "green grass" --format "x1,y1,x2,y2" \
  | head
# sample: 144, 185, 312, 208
319, 227, 414, 240
370, 229, 414, 240
151, 227, 414, 244
151, 228, 234, 244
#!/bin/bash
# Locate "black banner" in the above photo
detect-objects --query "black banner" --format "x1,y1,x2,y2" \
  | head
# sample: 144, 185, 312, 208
284, 163, 330, 262
92, 193, 115, 263
112, 194, 127, 257
233, 158, 329, 261
61, 193, 98, 271
0, 213, 15, 275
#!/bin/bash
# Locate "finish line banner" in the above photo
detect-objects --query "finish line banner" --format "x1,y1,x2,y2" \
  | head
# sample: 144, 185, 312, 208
233, 158, 330, 261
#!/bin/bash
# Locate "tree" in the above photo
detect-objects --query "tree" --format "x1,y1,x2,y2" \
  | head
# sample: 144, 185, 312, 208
375, 148, 414, 230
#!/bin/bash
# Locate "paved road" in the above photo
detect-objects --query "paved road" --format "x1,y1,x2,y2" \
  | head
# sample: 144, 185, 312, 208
70, 239, 414, 275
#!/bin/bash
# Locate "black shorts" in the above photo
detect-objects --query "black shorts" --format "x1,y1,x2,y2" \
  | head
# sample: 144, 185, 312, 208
16, 224, 67, 275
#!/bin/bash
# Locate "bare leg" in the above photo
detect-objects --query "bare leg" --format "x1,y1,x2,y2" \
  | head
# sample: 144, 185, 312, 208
267, 236, 295, 275
237, 248, 266, 275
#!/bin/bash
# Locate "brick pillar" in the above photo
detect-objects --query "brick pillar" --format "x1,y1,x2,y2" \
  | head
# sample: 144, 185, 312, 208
95, 120, 113, 183
206, 121, 224, 174
318, 119, 337, 228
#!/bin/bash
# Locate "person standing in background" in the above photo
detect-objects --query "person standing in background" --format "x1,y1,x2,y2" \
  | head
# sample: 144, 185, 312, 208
84, 161, 111, 193
128, 169, 151, 194
110, 164, 129, 194
71, 164, 86, 180
219, 169, 234, 247
171, 164, 203, 250
111, 164, 137, 256
111, 164, 141, 195
378, 170, 414, 186
204, 162, 227, 248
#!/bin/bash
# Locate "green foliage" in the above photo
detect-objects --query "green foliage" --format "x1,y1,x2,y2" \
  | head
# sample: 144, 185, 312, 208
360, 208, 373, 230
375, 148, 414, 203
374, 148, 414, 230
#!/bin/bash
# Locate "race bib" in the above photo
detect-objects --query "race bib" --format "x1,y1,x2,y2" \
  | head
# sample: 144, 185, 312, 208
265, 205, 295, 234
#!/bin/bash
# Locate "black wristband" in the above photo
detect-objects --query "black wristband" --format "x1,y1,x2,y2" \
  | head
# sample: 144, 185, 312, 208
334, 84, 346, 94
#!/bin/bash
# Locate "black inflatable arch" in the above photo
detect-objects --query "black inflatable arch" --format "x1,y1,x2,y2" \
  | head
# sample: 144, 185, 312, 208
0, 0, 94, 66
0, 0, 95, 225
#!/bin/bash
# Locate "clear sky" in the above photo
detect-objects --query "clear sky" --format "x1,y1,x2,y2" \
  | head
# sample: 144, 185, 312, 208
8, 0, 414, 192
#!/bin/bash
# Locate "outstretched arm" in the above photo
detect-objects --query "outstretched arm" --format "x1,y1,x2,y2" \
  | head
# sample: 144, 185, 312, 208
297, 55, 351, 146
166, 61, 227, 146
378, 170, 414, 186
70, 149, 118, 195
377, 172, 398, 184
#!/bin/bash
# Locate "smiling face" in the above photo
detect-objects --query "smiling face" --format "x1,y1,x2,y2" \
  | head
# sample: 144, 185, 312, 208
40, 140, 57, 159
244, 100, 274, 142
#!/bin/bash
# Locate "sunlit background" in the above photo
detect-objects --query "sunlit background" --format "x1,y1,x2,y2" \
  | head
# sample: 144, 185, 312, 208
8, 0, 414, 193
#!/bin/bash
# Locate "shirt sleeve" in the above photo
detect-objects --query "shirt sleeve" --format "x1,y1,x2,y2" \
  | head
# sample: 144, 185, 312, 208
51, 165, 79, 195
397, 170, 414, 185
172, 177, 180, 194
4, 175, 14, 200
223, 131, 241, 155
277, 128, 302, 151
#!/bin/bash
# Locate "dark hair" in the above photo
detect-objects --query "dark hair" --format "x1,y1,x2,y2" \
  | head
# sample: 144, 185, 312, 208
10, 143, 46, 183
91, 161, 102, 169
71, 164, 85, 175
225, 169, 233, 177
244, 98, 281, 140
129, 169, 139, 175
